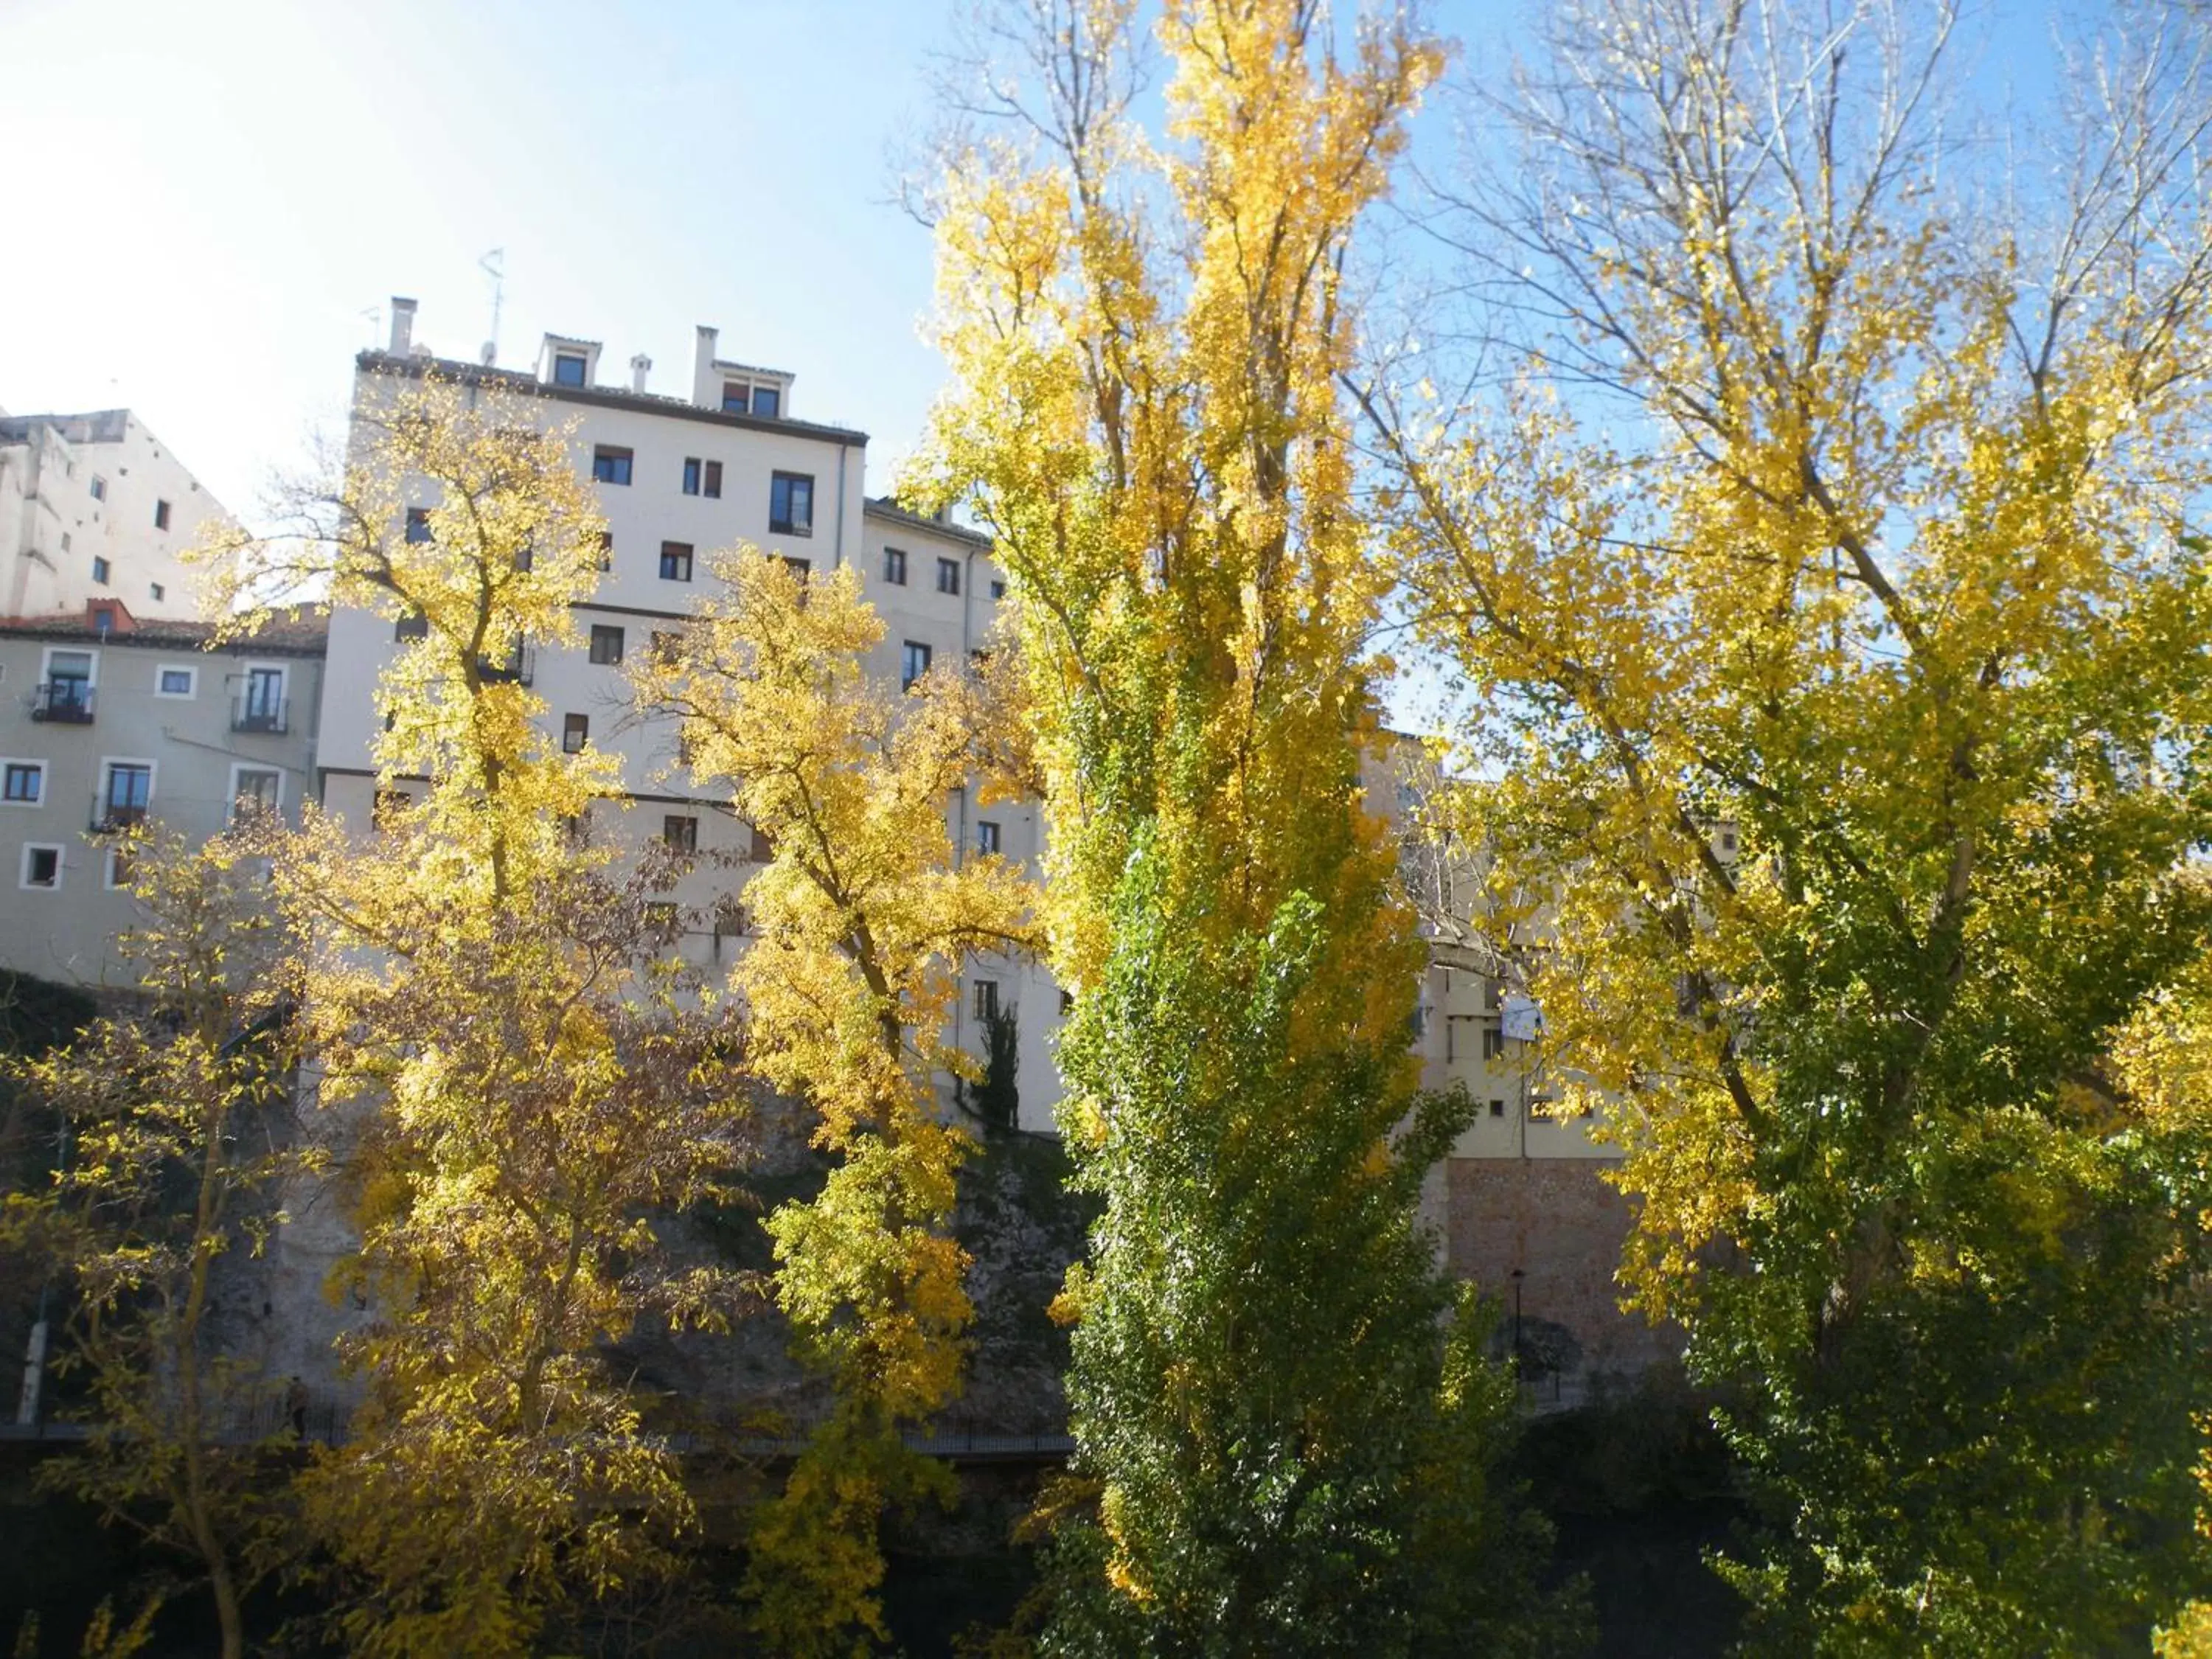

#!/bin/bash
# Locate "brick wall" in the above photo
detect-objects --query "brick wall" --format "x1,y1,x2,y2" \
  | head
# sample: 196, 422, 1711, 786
1444, 1158, 1683, 1376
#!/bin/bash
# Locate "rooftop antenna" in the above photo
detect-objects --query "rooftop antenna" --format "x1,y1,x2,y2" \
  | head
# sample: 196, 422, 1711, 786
479, 248, 505, 366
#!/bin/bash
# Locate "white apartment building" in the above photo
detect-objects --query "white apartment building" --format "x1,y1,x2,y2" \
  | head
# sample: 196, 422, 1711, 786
313, 298, 1653, 1377
0, 601, 324, 990
0, 407, 225, 622
315, 300, 1067, 1127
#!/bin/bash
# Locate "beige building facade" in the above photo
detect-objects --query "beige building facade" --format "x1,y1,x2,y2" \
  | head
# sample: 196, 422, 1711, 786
0, 604, 324, 989
0, 407, 225, 623
316, 302, 1068, 1129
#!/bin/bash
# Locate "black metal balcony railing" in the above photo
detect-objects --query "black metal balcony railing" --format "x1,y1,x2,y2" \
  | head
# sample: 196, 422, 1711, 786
31, 682, 94, 723
90, 796, 149, 834
232, 695, 290, 735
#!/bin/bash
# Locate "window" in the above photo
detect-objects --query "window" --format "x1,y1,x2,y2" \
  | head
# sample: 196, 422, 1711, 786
1489, 1098, 1506, 1119
644, 902, 680, 938
405, 507, 433, 544
936, 557, 961, 595
703, 461, 723, 498
101, 762, 152, 827
782, 555, 811, 579
973, 979, 999, 1021
237, 667, 286, 733
512, 544, 532, 573
1481, 1027, 1508, 1061
60, 533, 70, 552
394, 609, 429, 641
883, 547, 907, 585
770, 472, 814, 536
553, 352, 588, 387
651, 630, 682, 664
588, 625, 625, 665
154, 499, 172, 530
372, 790, 411, 831
748, 823, 774, 863
3, 763, 44, 804
1060, 989, 1075, 1016
659, 541, 693, 582
91, 556, 111, 585
91, 606, 116, 633
230, 768, 280, 824
751, 386, 780, 418
591, 446, 633, 486
969, 647, 992, 675
40, 649, 94, 721
156, 667, 195, 698
663, 815, 698, 852
562, 714, 589, 754
597, 530, 614, 571
901, 641, 931, 690
88, 476, 106, 503
976, 821, 1001, 855
21, 845, 60, 890
721, 382, 749, 414
682, 457, 703, 495
991, 579, 1006, 600
149, 582, 165, 602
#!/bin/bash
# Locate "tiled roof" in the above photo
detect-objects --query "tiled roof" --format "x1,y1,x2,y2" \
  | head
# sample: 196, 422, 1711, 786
0, 605, 329, 657
863, 496, 992, 549
358, 352, 870, 447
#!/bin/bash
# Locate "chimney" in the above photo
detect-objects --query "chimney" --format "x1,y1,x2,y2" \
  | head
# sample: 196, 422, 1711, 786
693, 324, 718, 405
389, 296, 417, 356
630, 353, 653, 394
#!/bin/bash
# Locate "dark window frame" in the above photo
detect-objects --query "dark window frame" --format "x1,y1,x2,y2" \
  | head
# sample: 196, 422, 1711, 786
588, 625, 625, 666
658, 542, 695, 582
562, 713, 590, 754
901, 640, 932, 691
3, 762, 44, 802
682, 457, 702, 496
553, 352, 588, 388
591, 446, 634, 486
663, 814, 698, 852
936, 557, 961, 595
769, 471, 814, 537
883, 547, 907, 585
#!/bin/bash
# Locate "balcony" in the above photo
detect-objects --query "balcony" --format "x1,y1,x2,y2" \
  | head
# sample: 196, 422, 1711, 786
477, 644, 537, 686
31, 682, 94, 724
232, 695, 290, 736
90, 798, 149, 835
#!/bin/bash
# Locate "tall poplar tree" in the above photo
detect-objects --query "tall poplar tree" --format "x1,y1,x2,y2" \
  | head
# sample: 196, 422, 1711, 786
1366, 1, 2212, 1649
915, 3, 1568, 1650
197, 379, 755, 1656
630, 549, 1037, 1653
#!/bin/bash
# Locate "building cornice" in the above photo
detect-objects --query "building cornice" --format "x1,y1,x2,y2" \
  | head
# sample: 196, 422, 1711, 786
356, 352, 871, 448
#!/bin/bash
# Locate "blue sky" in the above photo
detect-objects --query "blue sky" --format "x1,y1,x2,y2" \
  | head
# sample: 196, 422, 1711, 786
1, 0, 2065, 531
0, 0, 1554, 521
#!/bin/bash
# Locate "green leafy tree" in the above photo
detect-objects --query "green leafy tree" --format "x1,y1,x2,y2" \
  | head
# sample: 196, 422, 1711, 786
914, 1, 1575, 1650
1366, 1, 2212, 1649
1, 831, 313, 1659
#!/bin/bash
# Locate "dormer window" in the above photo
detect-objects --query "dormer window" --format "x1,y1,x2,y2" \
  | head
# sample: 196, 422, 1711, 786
721, 379, 786, 418
553, 352, 588, 388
